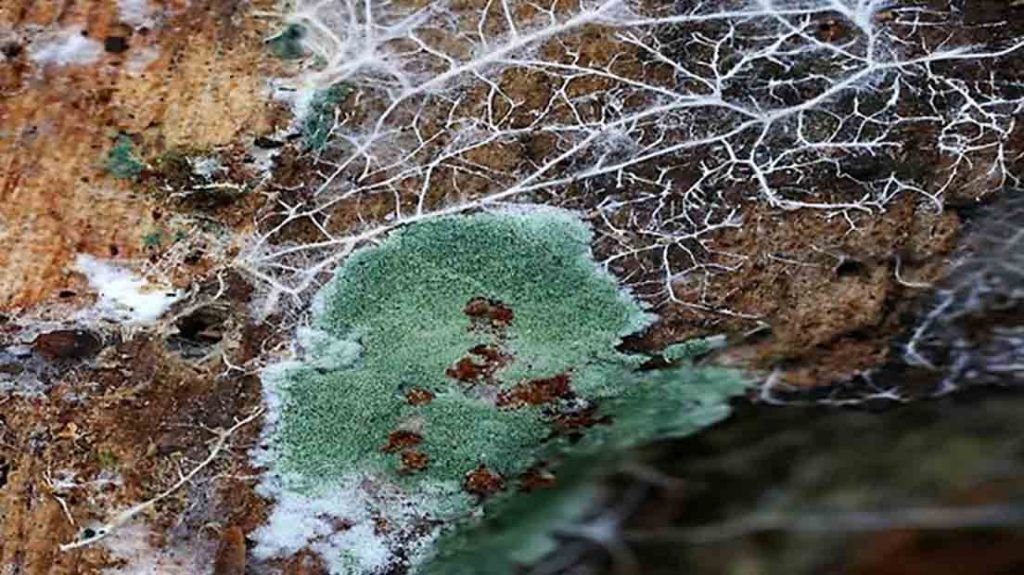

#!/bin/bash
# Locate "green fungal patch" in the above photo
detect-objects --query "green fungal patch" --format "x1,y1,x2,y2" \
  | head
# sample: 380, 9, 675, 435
301, 84, 353, 152
425, 338, 747, 574
266, 23, 308, 60
272, 209, 649, 483
255, 208, 747, 574
105, 135, 145, 180
141, 229, 164, 249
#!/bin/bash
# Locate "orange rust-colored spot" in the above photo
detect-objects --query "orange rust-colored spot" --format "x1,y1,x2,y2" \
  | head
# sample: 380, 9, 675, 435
446, 344, 511, 384
469, 343, 507, 364
464, 297, 514, 326
446, 356, 484, 382
552, 407, 613, 435
381, 430, 422, 453
497, 373, 573, 408
463, 464, 506, 498
32, 329, 103, 361
405, 387, 435, 406
213, 525, 246, 575
399, 450, 429, 474
518, 464, 556, 492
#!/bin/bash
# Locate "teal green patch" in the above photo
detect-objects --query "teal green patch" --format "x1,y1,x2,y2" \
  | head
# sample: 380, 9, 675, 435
424, 462, 602, 574
105, 135, 145, 180
270, 209, 651, 491
662, 334, 727, 363
301, 84, 353, 152
424, 360, 747, 574
265, 209, 748, 570
142, 229, 164, 248
266, 23, 308, 60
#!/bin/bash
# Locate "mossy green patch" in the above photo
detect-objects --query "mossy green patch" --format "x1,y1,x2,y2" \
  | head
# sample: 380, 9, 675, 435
262, 208, 748, 572
105, 135, 144, 180
423, 346, 747, 574
266, 23, 308, 60
301, 84, 353, 152
142, 229, 164, 248
270, 209, 651, 491
424, 462, 602, 574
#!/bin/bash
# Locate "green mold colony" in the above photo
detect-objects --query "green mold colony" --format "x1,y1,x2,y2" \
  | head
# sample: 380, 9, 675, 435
105, 134, 145, 180
425, 356, 747, 575
256, 208, 747, 573
266, 23, 308, 60
300, 83, 353, 152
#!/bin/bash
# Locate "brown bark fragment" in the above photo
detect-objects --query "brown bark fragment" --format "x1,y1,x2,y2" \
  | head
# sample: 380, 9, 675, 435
213, 526, 246, 575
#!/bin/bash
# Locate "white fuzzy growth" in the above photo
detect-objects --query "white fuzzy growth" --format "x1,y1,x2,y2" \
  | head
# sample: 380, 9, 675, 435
238, 0, 1024, 317
266, 77, 321, 135
297, 327, 363, 370
251, 470, 440, 574
116, 0, 157, 29
29, 29, 103, 67
75, 254, 180, 324
125, 45, 160, 74
252, 479, 392, 573
189, 155, 225, 179
253, 356, 441, 574
101, 523, 212, 575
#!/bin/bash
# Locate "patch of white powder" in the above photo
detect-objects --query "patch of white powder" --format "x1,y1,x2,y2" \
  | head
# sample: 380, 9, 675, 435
250, 363, 442, 574
101, 523, 212, 575
251, 474, 435, 574
267, 77, 319, 127
125, 45, 160, 74
29, 29, 103, 67
116, 0, 157, 29
74, 254, 181, 324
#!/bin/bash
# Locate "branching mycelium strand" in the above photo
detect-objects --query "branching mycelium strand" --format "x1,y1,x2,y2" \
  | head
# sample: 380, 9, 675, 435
239, 0, 1024, 313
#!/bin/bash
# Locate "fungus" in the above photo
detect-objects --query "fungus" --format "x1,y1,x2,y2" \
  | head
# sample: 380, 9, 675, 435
254, 209, 747, 573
